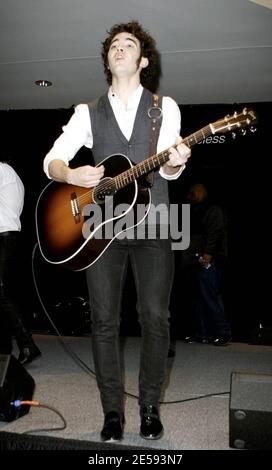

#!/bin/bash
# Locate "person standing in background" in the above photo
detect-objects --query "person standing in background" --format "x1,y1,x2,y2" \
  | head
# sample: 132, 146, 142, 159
0, 158, 41, 364
183, 183, 231, 345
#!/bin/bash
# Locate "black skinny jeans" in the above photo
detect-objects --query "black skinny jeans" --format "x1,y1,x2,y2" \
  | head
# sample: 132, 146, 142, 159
86, 237, 174, 416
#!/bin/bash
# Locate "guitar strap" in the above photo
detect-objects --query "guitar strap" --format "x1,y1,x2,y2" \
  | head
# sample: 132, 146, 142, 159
146, 94, 163, 186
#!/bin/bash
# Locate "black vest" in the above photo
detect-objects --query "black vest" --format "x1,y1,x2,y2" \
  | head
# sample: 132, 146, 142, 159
87, 88, 169, 209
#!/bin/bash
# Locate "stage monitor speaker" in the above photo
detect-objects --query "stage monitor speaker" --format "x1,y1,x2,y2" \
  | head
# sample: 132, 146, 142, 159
229, 371, 272, 450
0, 354, 35, 422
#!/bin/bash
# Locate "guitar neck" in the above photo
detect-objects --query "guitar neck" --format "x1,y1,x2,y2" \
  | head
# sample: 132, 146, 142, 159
114, 124, 213, 190
103, 107, 257, 192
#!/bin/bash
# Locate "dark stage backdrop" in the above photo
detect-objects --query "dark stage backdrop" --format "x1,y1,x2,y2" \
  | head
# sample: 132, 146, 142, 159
0, 102, 270, 341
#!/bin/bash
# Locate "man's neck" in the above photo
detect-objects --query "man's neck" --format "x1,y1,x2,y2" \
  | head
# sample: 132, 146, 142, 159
111, 76, 141, 106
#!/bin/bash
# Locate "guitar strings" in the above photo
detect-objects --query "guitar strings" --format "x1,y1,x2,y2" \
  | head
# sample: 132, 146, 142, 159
74, 147, 173, 206
72, 126, 211, 207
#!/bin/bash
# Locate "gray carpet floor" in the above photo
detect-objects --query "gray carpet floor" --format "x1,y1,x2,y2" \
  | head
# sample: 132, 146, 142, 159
1, 334, 272, 450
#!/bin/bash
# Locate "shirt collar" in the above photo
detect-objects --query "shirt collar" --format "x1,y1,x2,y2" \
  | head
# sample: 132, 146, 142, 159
108, 84, 143, 110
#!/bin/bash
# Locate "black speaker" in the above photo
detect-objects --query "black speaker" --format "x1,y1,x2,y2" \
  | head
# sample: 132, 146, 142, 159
230, 371, 272, 449
0, 354, 35, 422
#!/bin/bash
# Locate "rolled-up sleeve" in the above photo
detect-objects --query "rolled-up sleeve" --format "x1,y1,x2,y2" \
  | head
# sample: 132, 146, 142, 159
43, 104, 93, 178
158, 97, 185, 180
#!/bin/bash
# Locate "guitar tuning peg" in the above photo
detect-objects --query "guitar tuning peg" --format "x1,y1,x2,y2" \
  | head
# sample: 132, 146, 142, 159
240, 129, 247, 136
250, 126, 257, 133
232, 132, 236, 139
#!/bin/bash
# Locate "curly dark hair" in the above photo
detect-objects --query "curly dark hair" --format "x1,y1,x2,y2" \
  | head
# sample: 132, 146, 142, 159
101, 20, 161, 92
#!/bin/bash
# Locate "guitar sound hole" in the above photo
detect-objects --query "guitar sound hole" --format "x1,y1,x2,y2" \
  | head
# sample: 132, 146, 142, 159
93, 177, 116, 204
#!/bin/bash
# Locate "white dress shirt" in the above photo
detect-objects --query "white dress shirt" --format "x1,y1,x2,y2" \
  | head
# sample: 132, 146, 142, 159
0, 163, 24, 232
44, 85, 184, 180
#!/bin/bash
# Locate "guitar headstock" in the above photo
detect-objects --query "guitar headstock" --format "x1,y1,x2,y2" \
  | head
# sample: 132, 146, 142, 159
212, 108, 258, 136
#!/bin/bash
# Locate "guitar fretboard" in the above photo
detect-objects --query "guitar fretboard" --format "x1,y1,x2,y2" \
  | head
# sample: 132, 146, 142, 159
114, 124, 213, 190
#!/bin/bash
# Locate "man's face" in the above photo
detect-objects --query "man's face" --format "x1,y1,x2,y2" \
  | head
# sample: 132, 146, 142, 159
107, 32, 148, 78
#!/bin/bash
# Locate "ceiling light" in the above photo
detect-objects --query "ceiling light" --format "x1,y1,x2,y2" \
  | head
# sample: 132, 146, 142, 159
35, 80, 52, 87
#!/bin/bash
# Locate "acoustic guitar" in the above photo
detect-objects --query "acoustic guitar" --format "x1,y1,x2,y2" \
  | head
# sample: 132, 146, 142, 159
36, 108, 257, 271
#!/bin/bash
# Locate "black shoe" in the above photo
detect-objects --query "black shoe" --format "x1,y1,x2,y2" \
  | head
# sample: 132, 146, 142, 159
213, 336, 232, 346
18, 344, 41, 365
140, 405, 163, 440
183, 336, 196, 343
202, 336, 216, 344
100, 411, 124, 441
184, 335, 210, 344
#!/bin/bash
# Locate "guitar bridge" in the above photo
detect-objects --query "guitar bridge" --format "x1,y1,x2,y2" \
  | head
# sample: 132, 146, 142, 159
71, 192, 80, 224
